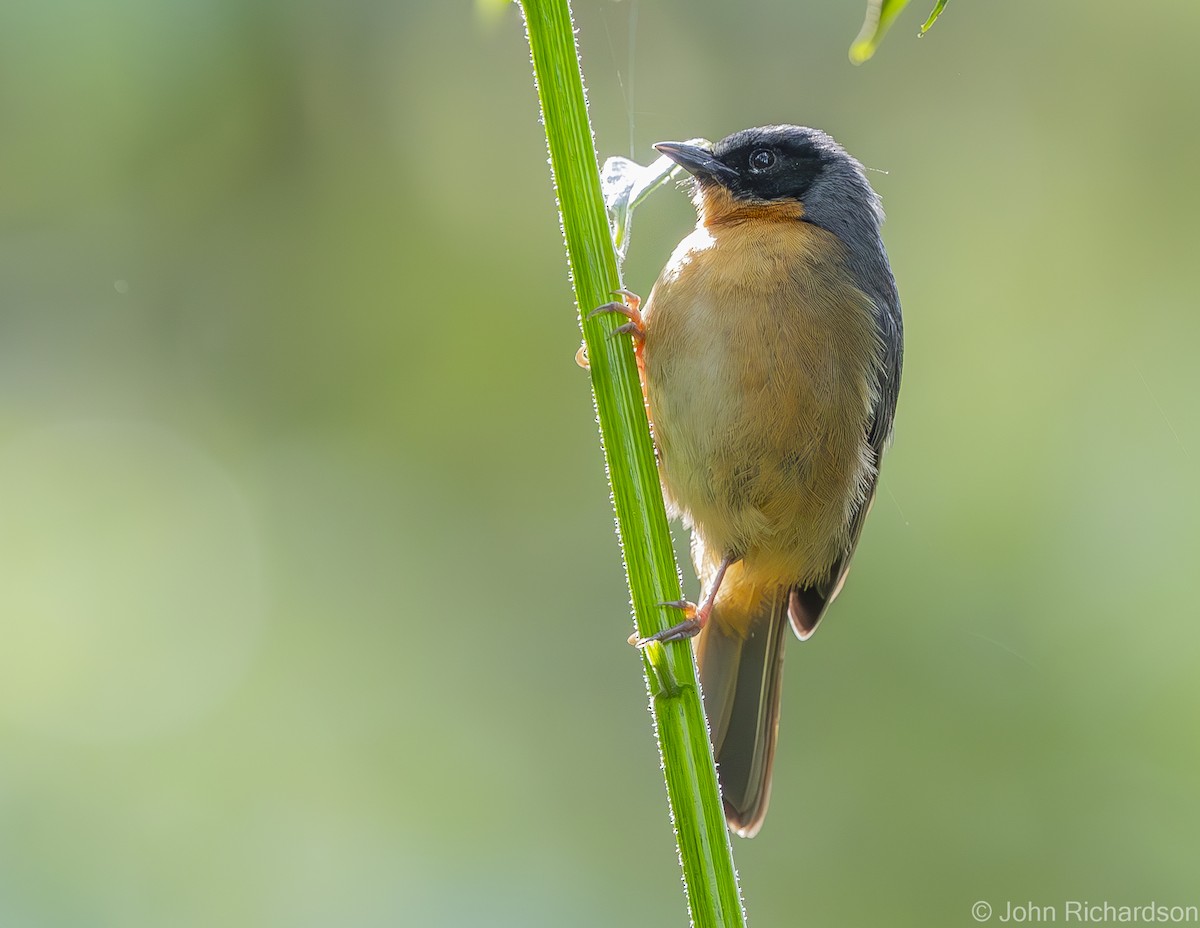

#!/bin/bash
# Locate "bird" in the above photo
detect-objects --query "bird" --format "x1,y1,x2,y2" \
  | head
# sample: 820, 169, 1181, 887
598, 125, 903, 837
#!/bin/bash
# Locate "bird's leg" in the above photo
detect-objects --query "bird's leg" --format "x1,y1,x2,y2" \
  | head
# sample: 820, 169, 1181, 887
589, 288, 645, 341
631, 554, 736, 648
576, 289, 645, 370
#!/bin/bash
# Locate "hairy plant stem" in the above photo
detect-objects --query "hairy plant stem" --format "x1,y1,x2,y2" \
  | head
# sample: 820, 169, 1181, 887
516, 0, 747, 924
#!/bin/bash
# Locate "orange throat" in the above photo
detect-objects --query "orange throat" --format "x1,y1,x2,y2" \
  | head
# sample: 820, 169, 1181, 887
695, 185, 806, 228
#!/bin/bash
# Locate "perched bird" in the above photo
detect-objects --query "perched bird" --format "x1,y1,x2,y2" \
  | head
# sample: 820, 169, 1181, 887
602, 125, 902, 837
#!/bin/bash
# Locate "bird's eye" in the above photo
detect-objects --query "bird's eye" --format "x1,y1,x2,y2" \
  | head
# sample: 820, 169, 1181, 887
749, 149, 776, 171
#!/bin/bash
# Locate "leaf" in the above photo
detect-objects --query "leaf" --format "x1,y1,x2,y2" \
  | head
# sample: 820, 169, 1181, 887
850, 0, 949, 63
850, 0, 910, 64
601, 146, 702, 269
919, 0, 949, 36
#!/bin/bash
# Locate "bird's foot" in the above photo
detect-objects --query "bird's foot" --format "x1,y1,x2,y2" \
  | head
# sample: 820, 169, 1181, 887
578, 289, 646, 371
629, 598, 709, 648
588, 289, 645, 342
627, 554, 735, 648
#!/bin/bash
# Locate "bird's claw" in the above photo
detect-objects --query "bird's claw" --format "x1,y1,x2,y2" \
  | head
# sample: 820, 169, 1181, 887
587, 289, 645, 344
627, 598, 706, 648
578, 290, 646, 371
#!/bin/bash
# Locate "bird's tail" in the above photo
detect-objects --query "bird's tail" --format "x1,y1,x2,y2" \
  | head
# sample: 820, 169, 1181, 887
693, 573, 790, 838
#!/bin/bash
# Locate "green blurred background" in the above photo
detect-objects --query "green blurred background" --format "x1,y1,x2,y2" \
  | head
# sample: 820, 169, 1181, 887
1, 0, 1198, 925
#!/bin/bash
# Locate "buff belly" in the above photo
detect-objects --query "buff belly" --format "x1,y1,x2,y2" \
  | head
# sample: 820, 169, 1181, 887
643, 216, 880, 596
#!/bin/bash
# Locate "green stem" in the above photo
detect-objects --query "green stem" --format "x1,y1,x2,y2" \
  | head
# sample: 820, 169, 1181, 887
516, 1, 746, 925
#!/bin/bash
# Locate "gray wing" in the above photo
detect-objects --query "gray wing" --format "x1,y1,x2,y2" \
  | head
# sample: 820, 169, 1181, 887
788, 274, 902, 640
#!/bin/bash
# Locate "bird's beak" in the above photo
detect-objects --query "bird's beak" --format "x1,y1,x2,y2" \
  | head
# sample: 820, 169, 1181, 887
654, 141, 739, 185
